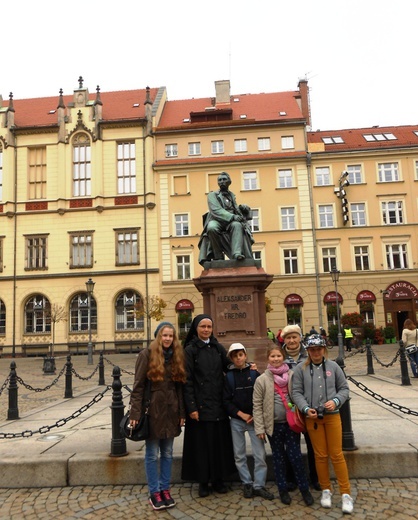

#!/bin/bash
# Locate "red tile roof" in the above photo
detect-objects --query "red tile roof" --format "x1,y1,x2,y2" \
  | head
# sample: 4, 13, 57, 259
6, 88, 161, 127
308, 125, 418, 151
157, 90, 305, 129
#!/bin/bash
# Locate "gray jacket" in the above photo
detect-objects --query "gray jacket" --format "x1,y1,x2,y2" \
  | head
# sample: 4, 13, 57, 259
291, 359, 349, 415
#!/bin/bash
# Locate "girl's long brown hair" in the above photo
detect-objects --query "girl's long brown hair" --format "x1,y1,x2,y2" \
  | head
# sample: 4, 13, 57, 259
147, 325, 186, 383
403, 318, 416, 331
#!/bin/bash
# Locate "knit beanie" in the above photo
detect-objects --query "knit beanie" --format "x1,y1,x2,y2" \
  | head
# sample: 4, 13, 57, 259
281, 324, 302, 339
154, 321, 174, 338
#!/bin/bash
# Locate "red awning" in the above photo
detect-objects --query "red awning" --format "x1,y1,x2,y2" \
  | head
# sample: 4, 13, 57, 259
356, 290, 376, 303
324, 291, 343, 304
284, 294, 304, 305
175, 299, 194, 311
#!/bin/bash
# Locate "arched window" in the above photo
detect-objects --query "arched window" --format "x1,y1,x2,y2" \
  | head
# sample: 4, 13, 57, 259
72, 133, 91, 197
115, 291, 144, 330
25, 295, 51, 333
70, 292, 97, 332
0, 299, 5, 335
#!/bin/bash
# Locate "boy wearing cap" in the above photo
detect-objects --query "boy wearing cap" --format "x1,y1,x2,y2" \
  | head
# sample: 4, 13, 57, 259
223, 343, 274, 500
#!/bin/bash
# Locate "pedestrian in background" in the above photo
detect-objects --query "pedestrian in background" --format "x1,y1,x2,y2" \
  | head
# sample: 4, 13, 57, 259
291, 334, 354, 514
401, 318, 418, 378
130, 322, 186, 511
181, 314, 236, 497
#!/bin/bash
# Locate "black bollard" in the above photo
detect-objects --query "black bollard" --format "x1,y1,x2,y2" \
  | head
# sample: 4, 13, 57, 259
98, 352, 105, 386
7, 361, 19, 420
399, 340, 411, 386
110, 366, 127, 457
366, 338, 374, 375
64, 355, 73, 398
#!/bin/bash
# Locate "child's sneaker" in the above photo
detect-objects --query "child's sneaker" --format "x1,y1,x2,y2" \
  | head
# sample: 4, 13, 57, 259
341, 493, 354, 514
149, 491, 166, 510
320, 489, 332, 508
161, 489, 176, 508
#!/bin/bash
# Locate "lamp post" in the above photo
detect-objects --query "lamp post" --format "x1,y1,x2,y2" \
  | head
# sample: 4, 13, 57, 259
330, 268, 344, 366
330, 268, 357, 450
86, 278, 95, 365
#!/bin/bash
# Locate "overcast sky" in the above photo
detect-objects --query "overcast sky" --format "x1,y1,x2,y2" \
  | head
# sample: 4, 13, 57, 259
3, 1, 416, 131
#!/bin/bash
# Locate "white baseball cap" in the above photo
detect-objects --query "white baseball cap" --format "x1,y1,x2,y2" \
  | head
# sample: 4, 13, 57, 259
228, 343, 247, 356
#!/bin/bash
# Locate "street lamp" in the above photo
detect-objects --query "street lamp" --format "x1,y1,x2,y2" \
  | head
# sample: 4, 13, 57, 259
85, 278, 95, 365
330, 268, 344, 366
330, 268, 357, 451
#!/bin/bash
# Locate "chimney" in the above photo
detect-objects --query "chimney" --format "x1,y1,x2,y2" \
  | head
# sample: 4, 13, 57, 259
215, 80, 231, 104
297, 78, 311, 128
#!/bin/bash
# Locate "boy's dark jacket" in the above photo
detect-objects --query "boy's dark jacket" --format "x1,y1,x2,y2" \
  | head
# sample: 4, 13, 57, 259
223, 362, 260, 419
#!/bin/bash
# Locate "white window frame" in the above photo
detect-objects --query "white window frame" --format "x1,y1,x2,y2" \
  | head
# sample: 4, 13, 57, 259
234, 139, 247, 152
318, 205, 334, 228
188, 142, 201, 156
28, 147, 47, 199
351, 203, 366, 226
176, 254, 191, 280
315, 166, 331, 186
243, 171, 258, 190
257, 137, 271, 151
72, 134, 91, 197
322, 247, 337, 272
278, 168, 293, 188
347, 164, 362, 184
281, 207, 296, 230
381, 201, 403, 225
281, 136, 294, 149
211, 140, 224, 154
378, 162, 399, 182
249, 208, 260, 232
70, 232, 93, 268
26, 235, 48, 270
283, 248, 298, 274
165, 144, 178, 157
175, 213, 189, 236
386, 243, 408, 269
354, 245, 370, 271
116, 229, 139, 265
117, 142, 136, 194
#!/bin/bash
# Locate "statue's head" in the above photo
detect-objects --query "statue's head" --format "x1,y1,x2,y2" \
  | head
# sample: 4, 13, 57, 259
218, 172, 231, 189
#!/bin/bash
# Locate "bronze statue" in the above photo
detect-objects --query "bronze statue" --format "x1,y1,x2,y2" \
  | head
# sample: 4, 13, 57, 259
198, 172, 254, 265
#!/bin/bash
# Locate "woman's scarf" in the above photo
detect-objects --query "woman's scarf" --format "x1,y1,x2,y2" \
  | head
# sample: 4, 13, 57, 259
285, 344, 301, 359
267, 362, 289, 387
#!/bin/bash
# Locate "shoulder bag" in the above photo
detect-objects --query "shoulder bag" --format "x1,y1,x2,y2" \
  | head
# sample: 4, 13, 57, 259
406, 330, 418, 355
120, 378, 151, 441
274, 382, 306, 434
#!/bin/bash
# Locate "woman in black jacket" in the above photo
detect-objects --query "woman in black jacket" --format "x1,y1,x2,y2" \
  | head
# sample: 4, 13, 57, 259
181, 314, 236, 497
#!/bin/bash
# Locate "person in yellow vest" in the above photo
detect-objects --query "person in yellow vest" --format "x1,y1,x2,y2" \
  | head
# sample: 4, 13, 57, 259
343, 327, 353, 352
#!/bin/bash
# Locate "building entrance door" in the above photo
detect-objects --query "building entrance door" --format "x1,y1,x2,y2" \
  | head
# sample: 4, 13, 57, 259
382, 281, 418, 340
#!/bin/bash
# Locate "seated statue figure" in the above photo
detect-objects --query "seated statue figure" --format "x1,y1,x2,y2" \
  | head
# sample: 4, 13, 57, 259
198, 172, 254, 265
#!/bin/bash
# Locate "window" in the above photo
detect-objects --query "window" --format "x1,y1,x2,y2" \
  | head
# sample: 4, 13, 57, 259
378, 162, 399, 182
175, 214, 189, 236
243, 171, 258, 190
165, 144, 178, 157
347, 164, 362, 184
315, 166, 331, 186
0, 146, 2, 200
322, 247, 337, 272
70, 232, 93, 268
319, 205, 334, 228
25, 295, 51, 333
26, 235, 47, 270
351, 203, 366, 226
284, 249, 298, 274
354, 246, 370, 271
28, 147, 47, 199
70, 292, 97, 332
278, 168, 293, 188
386, 244, 408, 269
115, 291, 144, 330
0, 299, 5, 335
363, 133, 397, 141
322, 136, 344, 144
258, 137, 271, 151
116, 229, 139, 265
176, 255, 191, 280
211, 141, 224, 154
281, 136, 294, 149
0, 237, 3, 272
188, 142, 201, 156
281, 207, 296, 230
72, 134, 91, 196
249, 209, 260, 232
382, 201, 403, 224
234, 139, 247, 152
253, 250, 262, 261
117, 142, 136, 194
415, 160, 418, 180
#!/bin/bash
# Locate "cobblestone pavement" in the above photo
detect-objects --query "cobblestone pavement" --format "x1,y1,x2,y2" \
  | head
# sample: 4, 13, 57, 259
0, 478, 417, 519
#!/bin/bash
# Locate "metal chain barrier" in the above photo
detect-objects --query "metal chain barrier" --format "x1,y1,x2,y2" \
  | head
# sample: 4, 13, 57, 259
347, 375, 418, 416
369, 345, 400, 368
0, 376, 10, 396
15, 364, 67, 392
71, 364, 99, 381
0, 386, 112, 439
103, 356, 134, 376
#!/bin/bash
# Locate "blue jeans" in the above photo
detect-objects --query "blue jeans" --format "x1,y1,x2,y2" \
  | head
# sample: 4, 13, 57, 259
230, 417, 267, 489
145, 437, 174, 494
407, 350, 418, 377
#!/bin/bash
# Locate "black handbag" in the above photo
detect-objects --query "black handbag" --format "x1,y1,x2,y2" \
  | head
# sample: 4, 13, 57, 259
120, 378, 151, 441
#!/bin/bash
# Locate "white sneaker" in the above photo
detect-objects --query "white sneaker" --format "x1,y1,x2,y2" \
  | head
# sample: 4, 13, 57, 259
320, 489, 332, 508
342, 493, 354, 514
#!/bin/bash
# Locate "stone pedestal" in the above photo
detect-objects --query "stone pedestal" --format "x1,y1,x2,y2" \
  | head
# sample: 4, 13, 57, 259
194, 259, 273, 367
